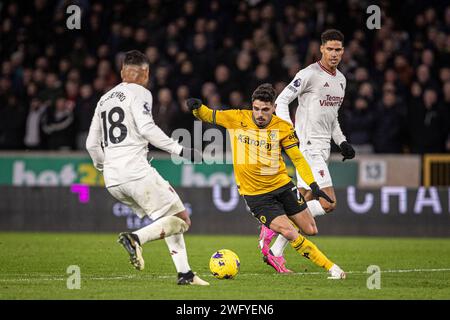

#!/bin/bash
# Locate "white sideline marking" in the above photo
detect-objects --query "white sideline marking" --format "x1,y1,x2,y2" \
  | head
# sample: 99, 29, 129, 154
1, 268, 450, 283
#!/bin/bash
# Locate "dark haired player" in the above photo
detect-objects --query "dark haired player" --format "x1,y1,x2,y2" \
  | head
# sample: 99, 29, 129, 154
86, 50, 208, 285
260, 29, 355, 273
187, 83, 346, 279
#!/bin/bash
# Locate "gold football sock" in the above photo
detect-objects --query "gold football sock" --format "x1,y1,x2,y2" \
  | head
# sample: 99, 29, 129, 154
290, 235, 334, 270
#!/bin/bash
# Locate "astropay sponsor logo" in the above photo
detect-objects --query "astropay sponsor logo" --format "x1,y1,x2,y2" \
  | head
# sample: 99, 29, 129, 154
12, 161, 77, 186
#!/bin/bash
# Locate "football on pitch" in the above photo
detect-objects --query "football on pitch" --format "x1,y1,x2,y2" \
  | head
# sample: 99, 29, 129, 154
209, 249, 240, 279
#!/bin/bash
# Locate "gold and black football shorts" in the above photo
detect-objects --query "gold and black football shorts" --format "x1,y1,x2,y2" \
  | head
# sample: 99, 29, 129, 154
243, 182, 307, 228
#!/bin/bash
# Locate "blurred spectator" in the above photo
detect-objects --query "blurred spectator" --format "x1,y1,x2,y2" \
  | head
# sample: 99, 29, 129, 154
371, 51, 387, 86
173, 60, 201, 95
416, 64, 439, 90
343, 96, 375, 153
233, 51, 253, 94
373, 92, 406, 153
151, 65, 171, 93
24, 97, 48, 150
281, 44, 299, 72
249, 64, 272, 92
358, 82, 375, 105
0, 94, 26, 149
229, 90, 246, 108
40, 73, 63, 104
289, 21, 310, 59
304, 41, 321, 66
201, 82, 218, 103
443, 81, 450, 152
41, 97, 76, 150
394, 55, 415, 88
214, 64, 235, 105
172, 85, 195, 132
153, 88, 178, 135
189, 33, 214, 80
75, 84, 98, 150
409, 89, 449, 153
206, 92, 222, 109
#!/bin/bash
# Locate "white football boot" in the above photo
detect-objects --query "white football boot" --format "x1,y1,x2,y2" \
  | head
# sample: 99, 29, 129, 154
178, 271, 210, 286
328, 264, 346, 279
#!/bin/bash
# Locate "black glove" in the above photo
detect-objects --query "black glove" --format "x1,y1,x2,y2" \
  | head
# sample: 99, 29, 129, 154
340, 141, 355, 162
179, 147, 202, 163
186, 98, 203, 111
309, 182, 334, 203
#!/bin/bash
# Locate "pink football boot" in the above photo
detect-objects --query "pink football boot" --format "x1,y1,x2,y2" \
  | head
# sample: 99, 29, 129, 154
258, 225, 276, 256
264, 254, 293, 273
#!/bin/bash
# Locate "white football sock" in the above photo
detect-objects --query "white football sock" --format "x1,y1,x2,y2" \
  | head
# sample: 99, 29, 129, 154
307, 200, 326, 217
133, 215, 189, 245
270, 234, 290, 257
165, 234, 191, 273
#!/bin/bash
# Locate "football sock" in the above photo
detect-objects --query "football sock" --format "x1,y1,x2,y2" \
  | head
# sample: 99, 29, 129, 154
270, 235, 290, 257
165, 234, 191, 274
307, 200, 326, 217
290, 235, 334, 270
133, 216, 189, 245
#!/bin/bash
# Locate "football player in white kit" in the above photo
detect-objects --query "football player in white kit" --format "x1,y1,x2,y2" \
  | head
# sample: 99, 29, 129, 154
258, 29, 355, 276
86, 50, 209, 285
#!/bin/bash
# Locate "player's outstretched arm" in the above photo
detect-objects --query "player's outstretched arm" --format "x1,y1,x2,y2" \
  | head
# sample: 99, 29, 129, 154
187, 98, 240, 129
284, 145, 334, 204
86, 112, 104, 172
131, 95, 201, 162
187, 98, 214, 123
137, 118, 202, 162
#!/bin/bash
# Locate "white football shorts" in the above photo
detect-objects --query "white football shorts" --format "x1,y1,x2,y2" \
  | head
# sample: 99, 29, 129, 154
296, 148, 333, 189
107, 167, 185, 220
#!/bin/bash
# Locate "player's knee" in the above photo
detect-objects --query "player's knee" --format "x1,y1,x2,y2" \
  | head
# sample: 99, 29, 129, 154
323, 202, 336, 213
170, 215, 190, 233
175, 211, 191, 227
303, 191, 314, 202
183, 218, 191, 229
303, 224, 318, 236
278, 227, 298, 241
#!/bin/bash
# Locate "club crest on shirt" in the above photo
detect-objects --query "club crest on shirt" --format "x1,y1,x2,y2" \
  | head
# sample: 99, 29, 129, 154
267, 130, 277, 140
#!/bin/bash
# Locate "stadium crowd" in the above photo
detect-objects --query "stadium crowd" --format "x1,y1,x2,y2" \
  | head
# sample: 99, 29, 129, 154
0, 0, 449, 154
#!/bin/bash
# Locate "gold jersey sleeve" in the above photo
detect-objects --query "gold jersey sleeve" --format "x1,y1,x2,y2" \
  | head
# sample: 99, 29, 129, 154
284, 145, 315, 186
280, 126, 299, 149
193, 104, 243, 129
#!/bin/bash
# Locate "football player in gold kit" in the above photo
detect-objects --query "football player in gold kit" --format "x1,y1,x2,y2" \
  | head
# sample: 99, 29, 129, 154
186, 83, 345, 279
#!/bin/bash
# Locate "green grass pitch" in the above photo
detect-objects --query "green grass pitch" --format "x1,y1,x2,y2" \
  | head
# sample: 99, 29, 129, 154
1, 232, 449, 299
